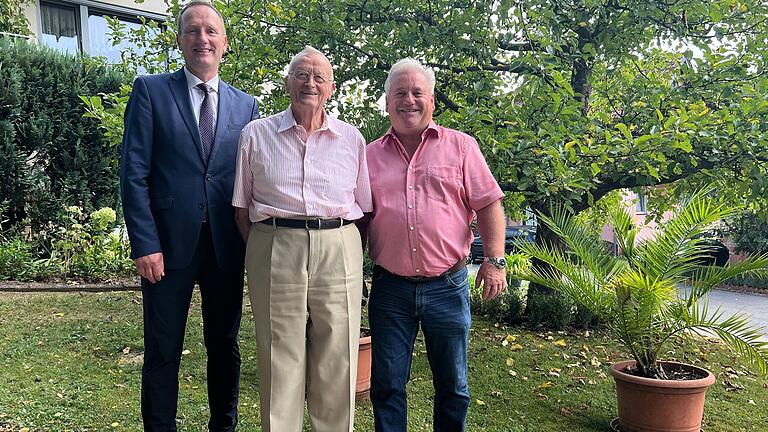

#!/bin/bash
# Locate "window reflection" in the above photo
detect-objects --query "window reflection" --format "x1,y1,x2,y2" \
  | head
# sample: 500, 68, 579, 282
88, 14, 153, 65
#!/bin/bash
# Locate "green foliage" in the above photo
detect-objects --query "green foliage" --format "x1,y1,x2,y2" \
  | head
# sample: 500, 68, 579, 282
526, 290, 573, 330
724, 273, 768, 290
470, 254, 530, 325
514, 189, 768, 378
0, 206, 133, 281
0, 237, 36, 281
0, 38, 126, 231
101, 0, 768, 209
0, 0, 30, 35
46, 206, 133, 280
724, 209, 768, 255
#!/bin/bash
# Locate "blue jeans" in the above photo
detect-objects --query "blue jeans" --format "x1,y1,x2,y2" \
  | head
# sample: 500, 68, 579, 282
369, 265, 471, 432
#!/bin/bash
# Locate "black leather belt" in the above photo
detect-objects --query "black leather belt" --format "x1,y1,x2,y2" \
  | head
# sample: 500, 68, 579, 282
260, 217, 353, 230
377, 260, 467, 282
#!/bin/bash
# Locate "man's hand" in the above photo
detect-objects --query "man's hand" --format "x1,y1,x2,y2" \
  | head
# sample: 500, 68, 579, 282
475, 262, 507, 300
135, 252, 165, 283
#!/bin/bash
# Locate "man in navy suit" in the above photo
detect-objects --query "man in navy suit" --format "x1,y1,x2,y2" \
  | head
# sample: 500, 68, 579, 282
120, 1, 258, 430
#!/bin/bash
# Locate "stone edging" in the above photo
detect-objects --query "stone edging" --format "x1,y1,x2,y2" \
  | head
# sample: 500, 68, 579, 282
0, 281, 141, 292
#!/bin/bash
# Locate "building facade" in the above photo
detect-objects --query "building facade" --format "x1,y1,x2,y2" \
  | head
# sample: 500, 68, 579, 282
22, 0, 167, 63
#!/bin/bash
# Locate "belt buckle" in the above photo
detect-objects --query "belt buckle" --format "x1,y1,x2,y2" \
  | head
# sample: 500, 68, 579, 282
305, 218, 321, 229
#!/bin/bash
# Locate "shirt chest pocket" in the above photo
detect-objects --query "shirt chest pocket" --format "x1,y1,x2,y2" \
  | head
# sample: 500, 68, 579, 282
425, 166, 461, 203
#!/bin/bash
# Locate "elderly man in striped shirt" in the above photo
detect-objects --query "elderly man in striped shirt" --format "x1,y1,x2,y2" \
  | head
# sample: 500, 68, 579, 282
231, 46, 371, 432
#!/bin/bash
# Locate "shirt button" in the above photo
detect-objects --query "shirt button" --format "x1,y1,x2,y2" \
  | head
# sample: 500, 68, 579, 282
409, 226, 414, 230
408, 186, 413, 190
408, 205, 413, 209
408, 167, 413, 170
415, 268, 421, 273
412, 248, 416, 252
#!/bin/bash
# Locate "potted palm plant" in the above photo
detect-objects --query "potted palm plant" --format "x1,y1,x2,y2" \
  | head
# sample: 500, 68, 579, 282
513, 189, 768, 432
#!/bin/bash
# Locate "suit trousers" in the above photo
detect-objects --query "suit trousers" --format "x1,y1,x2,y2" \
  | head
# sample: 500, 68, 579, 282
245, 221, 363, 432
141, 222, 244, 432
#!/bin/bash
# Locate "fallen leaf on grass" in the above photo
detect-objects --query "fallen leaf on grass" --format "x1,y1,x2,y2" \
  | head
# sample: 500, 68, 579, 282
509, 343, 524, 351
560, 407, 573, 416
748, 400, 756, 405
538, 381, 554, 389
723, 380, 744, 392
476, 399, 486, 406
181, 349, 191, 355
122, 346, 130, 354
590, 356, 601, 367
553, 339, 567, 347
54, 312, 64, 317
506, 357, 514, 367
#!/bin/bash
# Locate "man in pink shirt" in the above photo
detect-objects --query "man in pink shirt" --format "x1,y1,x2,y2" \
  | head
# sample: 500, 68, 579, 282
365, 58, 507, 431
231, 47, 371, 432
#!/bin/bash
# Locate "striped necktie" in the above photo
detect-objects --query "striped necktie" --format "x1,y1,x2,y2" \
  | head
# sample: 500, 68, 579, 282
197, 83, 214, 161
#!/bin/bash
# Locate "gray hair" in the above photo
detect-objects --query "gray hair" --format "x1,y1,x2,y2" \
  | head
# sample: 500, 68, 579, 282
177, 1, 225, 33
384, 58, 435, 95
286, 46, 334, 80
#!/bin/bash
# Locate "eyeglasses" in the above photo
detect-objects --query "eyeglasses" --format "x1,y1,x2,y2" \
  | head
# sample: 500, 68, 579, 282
290, 70, 330, 84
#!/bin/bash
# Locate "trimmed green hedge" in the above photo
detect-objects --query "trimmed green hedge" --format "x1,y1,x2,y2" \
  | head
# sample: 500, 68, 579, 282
0, 37, 127, 231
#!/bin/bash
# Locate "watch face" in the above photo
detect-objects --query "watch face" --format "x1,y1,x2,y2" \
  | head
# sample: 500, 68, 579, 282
489, 257, 506, 269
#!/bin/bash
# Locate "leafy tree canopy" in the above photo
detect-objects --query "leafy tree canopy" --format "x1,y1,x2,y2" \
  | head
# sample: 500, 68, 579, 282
118, 0, 768, 222
0, 0, 31, 35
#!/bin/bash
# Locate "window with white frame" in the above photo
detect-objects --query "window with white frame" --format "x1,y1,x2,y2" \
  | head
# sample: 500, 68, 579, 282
39, 1, 165, 68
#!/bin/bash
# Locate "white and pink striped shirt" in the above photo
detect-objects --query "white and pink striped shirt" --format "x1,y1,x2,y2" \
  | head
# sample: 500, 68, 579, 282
232, 107, 372, 222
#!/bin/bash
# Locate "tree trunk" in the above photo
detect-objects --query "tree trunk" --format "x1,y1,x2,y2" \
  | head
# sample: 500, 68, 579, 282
525, 206, 565, 313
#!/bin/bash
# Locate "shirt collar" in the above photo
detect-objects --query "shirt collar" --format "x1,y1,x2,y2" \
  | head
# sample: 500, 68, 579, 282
277, 106, 342, 136
384, 121, 441, 144
184, 67, 220, 93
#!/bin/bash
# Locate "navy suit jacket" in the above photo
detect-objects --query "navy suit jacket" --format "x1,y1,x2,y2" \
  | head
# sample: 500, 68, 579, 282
120, 69, 259, 272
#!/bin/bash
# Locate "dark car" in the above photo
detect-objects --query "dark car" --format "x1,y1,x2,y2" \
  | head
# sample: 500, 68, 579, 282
469, 225, 536, 263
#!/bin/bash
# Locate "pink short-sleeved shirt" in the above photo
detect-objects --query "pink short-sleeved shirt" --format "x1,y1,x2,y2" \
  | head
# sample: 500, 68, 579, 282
232, 107, 372, 221
367, 122, 504, 277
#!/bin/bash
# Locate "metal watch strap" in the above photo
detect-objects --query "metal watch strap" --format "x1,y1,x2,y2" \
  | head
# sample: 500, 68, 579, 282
485, 256, 506, 269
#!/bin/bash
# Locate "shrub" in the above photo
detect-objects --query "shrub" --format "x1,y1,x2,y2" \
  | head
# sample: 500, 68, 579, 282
0, 38, 127, 231
0, 206, 133, 281
526, 290, 573, 330
0, 237, 36, 281
48, 206, 133, 280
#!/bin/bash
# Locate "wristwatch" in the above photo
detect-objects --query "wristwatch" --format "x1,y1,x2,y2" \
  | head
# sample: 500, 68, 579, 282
485, 256, 506, 269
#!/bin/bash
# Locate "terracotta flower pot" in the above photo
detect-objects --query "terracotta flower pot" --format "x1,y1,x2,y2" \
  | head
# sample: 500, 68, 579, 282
355, 330, 372, 400
608, 360, 716, 432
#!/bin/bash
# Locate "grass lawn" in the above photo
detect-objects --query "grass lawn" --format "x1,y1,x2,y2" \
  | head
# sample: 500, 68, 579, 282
0, 291, 766, 431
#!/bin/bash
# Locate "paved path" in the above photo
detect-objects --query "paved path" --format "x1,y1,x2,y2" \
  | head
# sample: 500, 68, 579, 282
680, 287, 768, 340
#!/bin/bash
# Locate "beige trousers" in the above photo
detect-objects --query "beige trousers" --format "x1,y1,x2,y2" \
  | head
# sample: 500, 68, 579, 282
245, 221, 363, 432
